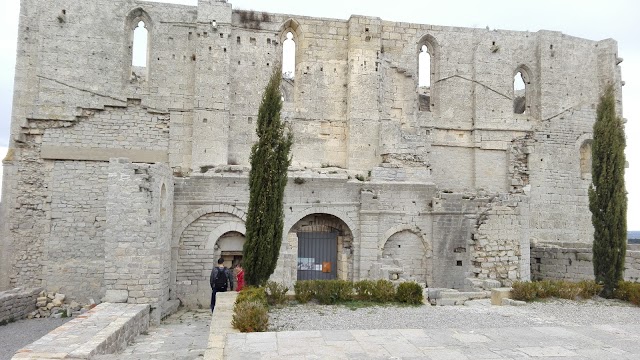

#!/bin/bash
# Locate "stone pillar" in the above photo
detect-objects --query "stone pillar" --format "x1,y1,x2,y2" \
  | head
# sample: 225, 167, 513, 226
104, 158, 173, 325
191, 0, 233, 169
358, 189, 380, 280
346, 16, 382, 171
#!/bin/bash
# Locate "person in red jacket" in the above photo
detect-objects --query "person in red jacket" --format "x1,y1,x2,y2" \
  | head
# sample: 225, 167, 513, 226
235, 263, 245, 292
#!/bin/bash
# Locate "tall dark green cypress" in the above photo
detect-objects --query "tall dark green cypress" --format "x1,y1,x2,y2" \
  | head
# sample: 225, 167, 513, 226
243, 68, 293, 286
589, 84, 627, 298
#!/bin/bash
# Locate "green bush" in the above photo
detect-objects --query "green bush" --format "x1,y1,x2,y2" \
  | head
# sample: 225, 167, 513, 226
353, 280, 376, 301
314, 280, 353, 304
294, 280, 315, 304
265, 281, 289, 306
577, 280, 603, 299
235, 286, 267, 306
511, 281, 539, 302
232, 301, 269, 332
614, 281, 640, 306
395, 282, 423, 305
556, 281, 582, 300
536, 280, 559, 298
372, 280, 395, 303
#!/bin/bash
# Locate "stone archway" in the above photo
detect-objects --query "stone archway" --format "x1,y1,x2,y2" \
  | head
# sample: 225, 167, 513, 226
174, 211, 245, 308
287, 213, 354, 283
379, 226, 431, 286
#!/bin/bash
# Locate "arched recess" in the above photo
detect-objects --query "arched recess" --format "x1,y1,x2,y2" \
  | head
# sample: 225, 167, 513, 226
513, 65, 532, 115
578, 135, 593, 180
380, 226, 432, 285
417, 34, 439, 112
172, 204, 247, 248
125, 8, 153, 83
283, 206, 358, 244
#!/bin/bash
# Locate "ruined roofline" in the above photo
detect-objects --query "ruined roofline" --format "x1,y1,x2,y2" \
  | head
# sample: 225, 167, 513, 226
133, 0, 612, 44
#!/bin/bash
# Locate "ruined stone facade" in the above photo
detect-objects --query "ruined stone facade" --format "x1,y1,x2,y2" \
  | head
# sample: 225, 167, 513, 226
0, 0, 623, 312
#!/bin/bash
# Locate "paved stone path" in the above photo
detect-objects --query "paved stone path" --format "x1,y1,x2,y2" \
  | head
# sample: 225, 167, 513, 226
225, 324, 640, 359
96, 309, 211, 360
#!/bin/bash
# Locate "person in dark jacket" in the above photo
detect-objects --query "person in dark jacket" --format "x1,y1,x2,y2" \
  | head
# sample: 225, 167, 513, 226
209, 257, 232, 312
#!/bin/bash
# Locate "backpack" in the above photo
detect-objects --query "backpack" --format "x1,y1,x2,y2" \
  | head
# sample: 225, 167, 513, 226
213, 267, 229, 291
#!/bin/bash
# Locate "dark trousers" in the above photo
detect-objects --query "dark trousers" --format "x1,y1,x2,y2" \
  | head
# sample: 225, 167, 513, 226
210, 287, 227, 312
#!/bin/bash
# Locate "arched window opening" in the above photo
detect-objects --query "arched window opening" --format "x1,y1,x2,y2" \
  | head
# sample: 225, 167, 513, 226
513, 71, 526, 114
418, 42, 433, 112
580, 141, 592, 179
282, 32, 295, 80
419, 45, 431, 87
132, 21, 148, 67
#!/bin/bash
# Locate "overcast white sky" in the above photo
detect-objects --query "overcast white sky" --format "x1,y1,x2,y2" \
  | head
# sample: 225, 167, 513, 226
0, 0, 638, 230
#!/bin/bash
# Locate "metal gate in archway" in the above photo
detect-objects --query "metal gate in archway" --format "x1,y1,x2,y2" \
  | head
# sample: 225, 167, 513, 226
297, 231, 337, 280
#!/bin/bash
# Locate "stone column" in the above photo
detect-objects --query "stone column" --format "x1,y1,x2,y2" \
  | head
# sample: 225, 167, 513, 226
104, 158, 173, 325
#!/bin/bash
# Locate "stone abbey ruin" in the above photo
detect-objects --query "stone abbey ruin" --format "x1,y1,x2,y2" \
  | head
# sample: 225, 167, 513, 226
0, 0, 633, 320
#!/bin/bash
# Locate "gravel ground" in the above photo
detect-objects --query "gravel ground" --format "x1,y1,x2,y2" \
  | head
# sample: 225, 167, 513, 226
269, 297, 640, 331
0, 317, 72, 360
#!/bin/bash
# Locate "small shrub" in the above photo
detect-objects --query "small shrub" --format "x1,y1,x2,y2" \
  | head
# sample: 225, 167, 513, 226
371, 280, 395, 303
511, 281, 538, 302
265, 281, 289, 306
294, 280, 315, 304
293, 177, 305, 185
536, 280, 560, 298
235, 286, 267, 307
354, 280, 376, 301
232, 301, 269, 332
355, 174, 365, 182
577, 280, 603, 299
614, 281, 640, 306
556, 281, 582, 300
314, 280, 353, 304
395, 282, 423, 305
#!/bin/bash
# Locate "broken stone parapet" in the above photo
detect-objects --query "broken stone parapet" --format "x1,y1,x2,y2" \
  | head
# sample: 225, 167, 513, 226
490, 287, 513, 305
0, 287, 43, 325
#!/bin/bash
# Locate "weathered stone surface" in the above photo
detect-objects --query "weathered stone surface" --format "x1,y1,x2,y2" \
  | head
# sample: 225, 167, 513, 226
0, 0, 625, 311
491, 287, 513, 306
102, 290, 129, 303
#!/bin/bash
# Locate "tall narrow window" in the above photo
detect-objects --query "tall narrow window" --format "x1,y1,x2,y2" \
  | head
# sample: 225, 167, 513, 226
132, 21, 148, 67
419, 45, 431, 87
418, 43, 433, 112
282, 32, 295, 80
513, 71, 526, 114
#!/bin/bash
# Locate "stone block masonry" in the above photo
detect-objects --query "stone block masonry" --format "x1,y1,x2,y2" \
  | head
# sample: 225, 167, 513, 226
531, 243, 640, 282
12, 303, 150, 359
0, 287, 42, 325
0, 0, 624, 309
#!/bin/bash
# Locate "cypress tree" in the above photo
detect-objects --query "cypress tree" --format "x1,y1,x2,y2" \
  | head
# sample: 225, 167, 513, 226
243, 68, 293, 286
589, 84, 627, 298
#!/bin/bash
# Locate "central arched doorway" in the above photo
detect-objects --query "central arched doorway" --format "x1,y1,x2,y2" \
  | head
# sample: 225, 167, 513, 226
288, 214, 353, 281
216, 231, 245, 268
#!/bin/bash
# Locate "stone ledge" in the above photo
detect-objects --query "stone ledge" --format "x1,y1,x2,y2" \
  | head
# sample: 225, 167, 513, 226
12, 303, 149, 360
204, 292, 239, 360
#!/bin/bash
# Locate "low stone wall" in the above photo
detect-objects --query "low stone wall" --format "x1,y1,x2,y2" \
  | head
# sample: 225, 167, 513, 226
12, 303, 149, 359
204, 291, 239, 360
0, 287, 42, 325
531, 242, 640, 282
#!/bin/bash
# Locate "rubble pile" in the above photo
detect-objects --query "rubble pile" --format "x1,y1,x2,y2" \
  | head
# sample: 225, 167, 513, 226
28, 291, 96, 319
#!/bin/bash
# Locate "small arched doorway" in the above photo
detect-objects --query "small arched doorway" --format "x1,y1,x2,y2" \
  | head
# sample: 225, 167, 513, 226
288, 214, 353, 281
216, 231, 245, 268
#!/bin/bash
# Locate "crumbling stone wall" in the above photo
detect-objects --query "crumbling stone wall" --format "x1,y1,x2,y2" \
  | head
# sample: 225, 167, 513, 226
1, 0, 623, 303
0, 287, 42, 325
531, 243, 640, 283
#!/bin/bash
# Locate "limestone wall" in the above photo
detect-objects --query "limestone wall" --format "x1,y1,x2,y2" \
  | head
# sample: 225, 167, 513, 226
531, 243, 640, 283
104, 159, 173, 323
1, 0, 623, 303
